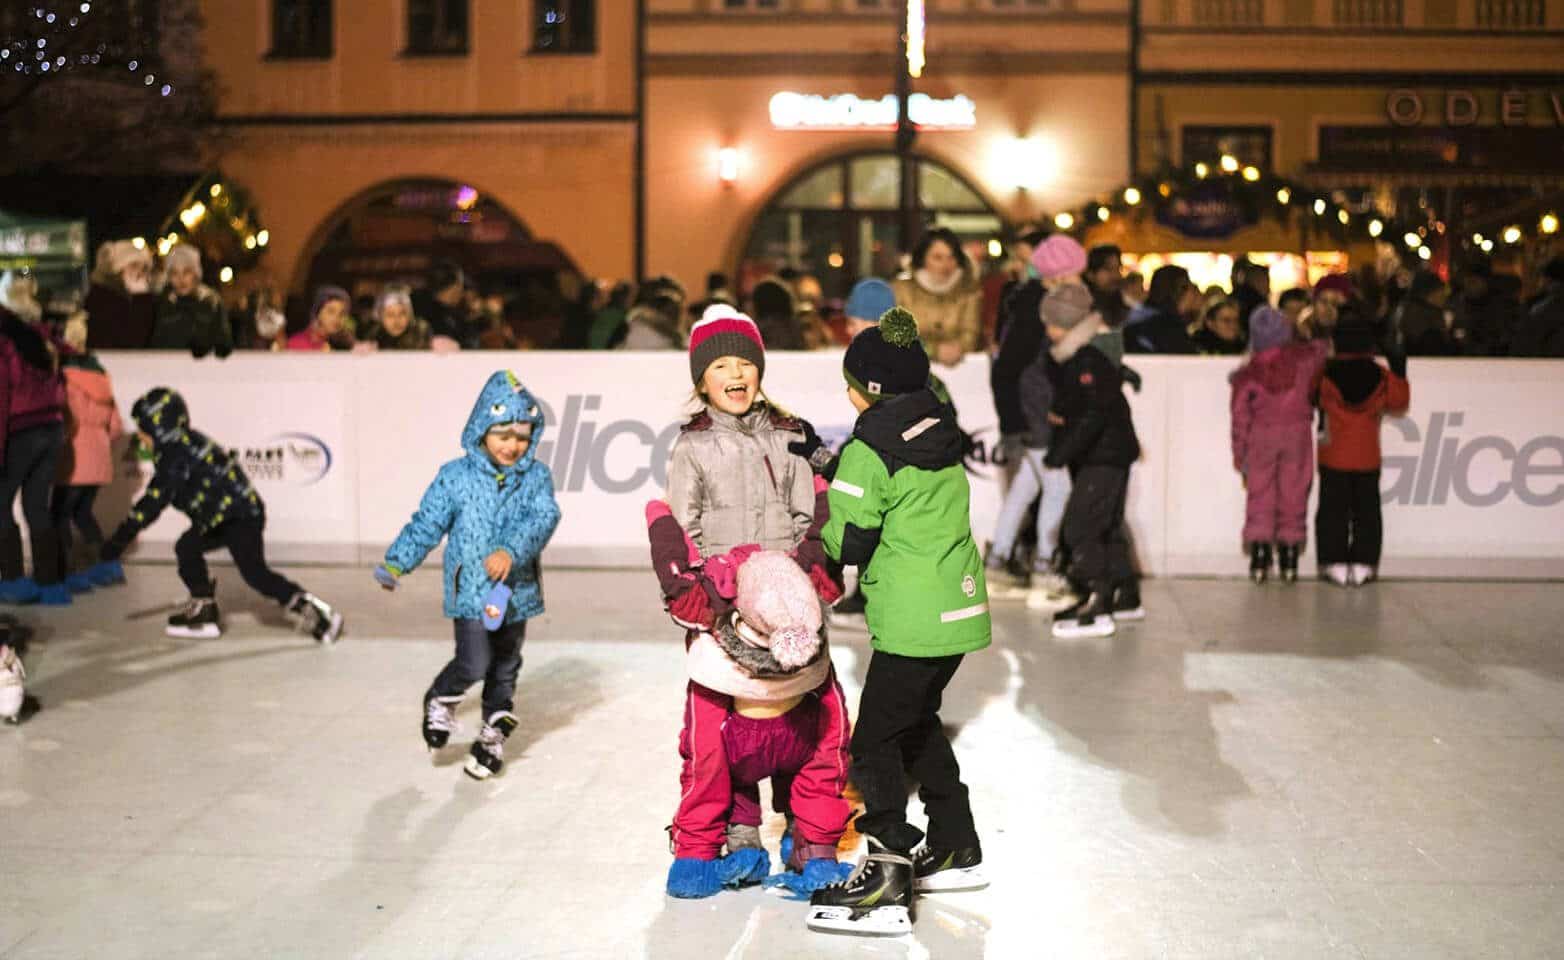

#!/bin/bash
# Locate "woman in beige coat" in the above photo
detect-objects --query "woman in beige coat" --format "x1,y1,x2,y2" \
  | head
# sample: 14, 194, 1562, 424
891, 227, 981, 365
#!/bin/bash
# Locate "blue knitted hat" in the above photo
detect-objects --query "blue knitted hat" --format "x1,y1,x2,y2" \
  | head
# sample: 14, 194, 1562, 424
843, 279, 896, 323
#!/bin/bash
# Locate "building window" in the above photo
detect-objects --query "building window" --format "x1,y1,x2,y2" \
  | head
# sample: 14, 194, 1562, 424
533, 0, 596, 52
271, 0, 332, 58
1181, 125, 1273, 170
1477, 0, 1545, 26
1332, 0, 1402, 25
407, 0, 469, 55
1191, 0, 1263, 24
722, 0, 782, 10
986, 0, 1055, 9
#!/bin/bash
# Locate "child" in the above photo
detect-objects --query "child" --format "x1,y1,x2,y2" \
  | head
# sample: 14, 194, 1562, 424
0, 294, 70, 606
647, 504, 851, 898
1230, 307, 1329, 583
54, 312, 127, 592
808, 307, 991, 937
1041, 284, 1142, 639
285, 286, 353, 352
100, 388, 344, 644
1316, 314, 1409, 586
662, 304, 851, 899
375, 371, 559, 780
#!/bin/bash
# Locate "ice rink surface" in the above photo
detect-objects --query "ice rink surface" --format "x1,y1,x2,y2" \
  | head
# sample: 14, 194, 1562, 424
5, 566, 1564, 959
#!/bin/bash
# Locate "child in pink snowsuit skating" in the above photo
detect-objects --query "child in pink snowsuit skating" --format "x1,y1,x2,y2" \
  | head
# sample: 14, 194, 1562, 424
1230, 307, 1329, 583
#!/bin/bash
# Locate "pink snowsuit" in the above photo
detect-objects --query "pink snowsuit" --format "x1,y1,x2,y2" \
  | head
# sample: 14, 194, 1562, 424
1230, 340, 1328, 546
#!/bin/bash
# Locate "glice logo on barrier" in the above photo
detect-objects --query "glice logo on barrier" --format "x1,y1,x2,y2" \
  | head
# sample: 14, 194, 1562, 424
1382, 412, 1564, 507
235, 434, 333, 486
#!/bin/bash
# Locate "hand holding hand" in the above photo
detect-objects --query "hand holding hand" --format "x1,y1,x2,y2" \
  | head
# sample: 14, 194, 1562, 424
484, 550, 512, 582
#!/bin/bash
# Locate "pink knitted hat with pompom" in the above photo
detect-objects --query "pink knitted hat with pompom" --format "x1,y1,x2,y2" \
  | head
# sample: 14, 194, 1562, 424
733, 551, 823, 670
1030, 235, 1088, 281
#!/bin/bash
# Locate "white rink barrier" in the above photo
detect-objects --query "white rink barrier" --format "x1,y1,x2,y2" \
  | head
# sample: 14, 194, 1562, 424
97, 352, 1564, 579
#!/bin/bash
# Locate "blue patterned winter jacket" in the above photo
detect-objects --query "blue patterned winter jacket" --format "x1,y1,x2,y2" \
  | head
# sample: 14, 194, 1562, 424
385, 371, 561, 624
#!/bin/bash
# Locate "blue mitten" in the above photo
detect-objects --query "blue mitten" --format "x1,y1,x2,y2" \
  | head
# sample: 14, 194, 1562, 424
666, 857, 723, 899
764, 858, 854, 899
715, 847, 770, 888
372, 565, 399, 591
482, 582, 512, 631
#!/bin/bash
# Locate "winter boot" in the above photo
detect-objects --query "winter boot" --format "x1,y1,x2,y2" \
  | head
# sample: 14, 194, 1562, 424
1249, 542, 1273, 584
1051, 588, 1117, 640
1110, 580, 1145, 622
987, 551, 1033, 599
63, 539, 97, 594
287, 592, 344, 645
422, 694, 459, 749
807, 837, 915, 937
167, 597, 223, 639
464, 710, 519, 780
1277, 544, 1300, 584
1025, 566, 1077, 613
912, 842, 988, 893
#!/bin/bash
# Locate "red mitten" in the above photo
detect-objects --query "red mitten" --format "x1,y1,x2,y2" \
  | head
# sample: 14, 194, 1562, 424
705, 543, 761, 600
806, 564, 844, 606
668, 582, 715, 631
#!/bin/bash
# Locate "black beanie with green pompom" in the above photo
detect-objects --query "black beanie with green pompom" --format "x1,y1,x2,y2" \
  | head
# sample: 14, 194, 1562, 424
843, 306, 930, 402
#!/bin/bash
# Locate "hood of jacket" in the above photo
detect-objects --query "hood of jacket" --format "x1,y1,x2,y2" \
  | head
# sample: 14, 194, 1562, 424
854, 387, 964, 473
462, 370, 547, 480
1325, 355, 1385, 407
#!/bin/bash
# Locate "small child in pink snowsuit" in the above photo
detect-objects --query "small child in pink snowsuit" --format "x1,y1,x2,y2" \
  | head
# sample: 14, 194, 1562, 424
1230, 307, 1329, 583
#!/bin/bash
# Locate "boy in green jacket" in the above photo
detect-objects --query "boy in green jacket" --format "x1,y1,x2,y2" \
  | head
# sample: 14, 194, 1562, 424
807, 308, 991, 937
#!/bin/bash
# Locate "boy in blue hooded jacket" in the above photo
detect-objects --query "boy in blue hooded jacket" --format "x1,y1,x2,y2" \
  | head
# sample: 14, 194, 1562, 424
375, 371, 561, 780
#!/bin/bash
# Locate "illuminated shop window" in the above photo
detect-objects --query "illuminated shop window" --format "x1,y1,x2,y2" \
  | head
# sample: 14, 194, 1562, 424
742, 152, 1000, 301
270, 0, 332, 59
1181, 125, 1273, 171
534, 0, 596, 52
408, 0, 469, 55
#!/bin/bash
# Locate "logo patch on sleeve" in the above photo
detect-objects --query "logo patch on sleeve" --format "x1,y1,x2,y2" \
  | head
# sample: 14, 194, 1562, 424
1079, 372, 1094, 385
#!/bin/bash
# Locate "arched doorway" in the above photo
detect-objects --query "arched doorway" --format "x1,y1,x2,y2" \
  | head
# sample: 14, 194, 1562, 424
740, 152, 1005, 301
302, 178, 582, 344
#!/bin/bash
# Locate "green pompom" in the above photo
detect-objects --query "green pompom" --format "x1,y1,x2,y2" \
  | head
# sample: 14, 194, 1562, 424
878, 307, 920, 348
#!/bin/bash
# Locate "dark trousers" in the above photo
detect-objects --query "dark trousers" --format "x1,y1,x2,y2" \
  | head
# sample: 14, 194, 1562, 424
1316, 468, 1383, 566
428, 618, 526, 720
850, 650, 978, 855
52, 485, 103, 549
1060, 464, 1136, 594
1, 423, 65, 584
174, 517, 301, 605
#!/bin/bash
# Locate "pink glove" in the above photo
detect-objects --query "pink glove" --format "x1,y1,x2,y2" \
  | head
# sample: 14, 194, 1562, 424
668, 583, 715, 631
704, 543, 762, 600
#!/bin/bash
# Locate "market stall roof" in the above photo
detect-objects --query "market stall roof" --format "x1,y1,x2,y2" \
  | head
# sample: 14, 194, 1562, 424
0, 208, 88, 270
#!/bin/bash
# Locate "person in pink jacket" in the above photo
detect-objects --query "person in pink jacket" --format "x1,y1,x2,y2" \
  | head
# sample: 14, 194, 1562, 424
285, 286, 353, 352
1229, 306, 1329, 583
53, 314, 127, 592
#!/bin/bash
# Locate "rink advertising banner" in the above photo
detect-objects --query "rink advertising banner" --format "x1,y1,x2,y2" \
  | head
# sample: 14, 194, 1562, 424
93, 352, 1564, 577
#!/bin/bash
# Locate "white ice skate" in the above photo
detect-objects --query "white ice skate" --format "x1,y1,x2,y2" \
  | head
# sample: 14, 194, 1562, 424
1322, 564, 1352, 587
1349, 564, 1377, 586
0, 644, 25, 723
1025, 570, 1076, 614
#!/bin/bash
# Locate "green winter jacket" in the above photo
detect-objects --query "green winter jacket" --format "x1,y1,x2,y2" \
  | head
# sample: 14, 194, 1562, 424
823, 387, 991, 658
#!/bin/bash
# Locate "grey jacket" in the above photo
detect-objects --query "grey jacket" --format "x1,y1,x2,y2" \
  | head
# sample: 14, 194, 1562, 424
667, 404, 816, 558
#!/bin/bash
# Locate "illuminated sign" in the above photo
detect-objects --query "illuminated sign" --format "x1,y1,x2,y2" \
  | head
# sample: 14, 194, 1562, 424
906, 0, 925, 79
768, 92, 976, 131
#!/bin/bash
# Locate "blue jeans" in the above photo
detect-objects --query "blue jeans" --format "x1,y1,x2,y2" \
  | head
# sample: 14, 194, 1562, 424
989, 446, 1072, 572
428, 618, 526, 719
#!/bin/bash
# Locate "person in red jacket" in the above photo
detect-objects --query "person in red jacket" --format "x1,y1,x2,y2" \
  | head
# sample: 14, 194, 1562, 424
1316, 315, 1410, 587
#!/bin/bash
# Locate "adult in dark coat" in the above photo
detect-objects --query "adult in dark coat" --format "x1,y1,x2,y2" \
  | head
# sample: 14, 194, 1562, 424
83, 241, 156, 350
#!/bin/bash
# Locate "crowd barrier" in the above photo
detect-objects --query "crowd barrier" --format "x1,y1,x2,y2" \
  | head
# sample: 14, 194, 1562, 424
96, 351, 1564, 579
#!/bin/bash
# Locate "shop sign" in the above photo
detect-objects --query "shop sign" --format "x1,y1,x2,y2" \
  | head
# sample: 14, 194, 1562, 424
1319, 124, 1562, 172
1154, 180, 1250, 239
768, 92, 977, 131
1385, 88, 1564, 128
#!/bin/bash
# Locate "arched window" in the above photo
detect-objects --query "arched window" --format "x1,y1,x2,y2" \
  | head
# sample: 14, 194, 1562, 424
740, 152, 1003, 300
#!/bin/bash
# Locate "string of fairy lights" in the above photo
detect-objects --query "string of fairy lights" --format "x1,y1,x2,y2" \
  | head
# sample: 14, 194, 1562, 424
1, 2, 172, 95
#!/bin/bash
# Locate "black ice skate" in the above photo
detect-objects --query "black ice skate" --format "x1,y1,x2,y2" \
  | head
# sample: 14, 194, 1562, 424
1110, 580, 1145, 622
1249, 543, 1273, 584
423, 694, 459, 749
464, 711, 519, 780
166, 598, 222, 639
912, 843, 988, 893
1051, 590, 1116, 640
1277, 544, 1300, 583
806, 838, 914, 937
287, 592, 344, 645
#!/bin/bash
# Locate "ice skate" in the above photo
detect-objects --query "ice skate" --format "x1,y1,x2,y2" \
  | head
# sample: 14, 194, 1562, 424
422, 694, 459, 749
1322, 564, 1352, 587
1249, 543, 1272, 584
287, 592, 344, 645
166, 597, 222, 639
1, 643, 34, 724
464, 711, 519, 780
1051, 590, 1116, 640
1349, 563, 1377, 586
1109, 581, 1145, 622
912, 843, 988, 892
806, 838, 914, 937
1277, 544, 1300, 584
1025, 568, 1076, 613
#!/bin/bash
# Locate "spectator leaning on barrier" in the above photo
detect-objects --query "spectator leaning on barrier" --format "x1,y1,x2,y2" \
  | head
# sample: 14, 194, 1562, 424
1125, 265, 1199, 354
1191, 298, 1246, 356
618, 275, 686, 350
1511, 256, 1564, 358
287, 286, 354, 352
1084, 244, 1131, 330
750, 277, 806, 351
416, 261, 478, 347
84, 241, 156, 350
1230, 257, 1271, 331
355, 285, 440, 352
1299, 273, 1353, 343
150, 245, 231, 358
1451, 256, 1521, 357
893, 227, 982, 366
1392, 271, 1458, 357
